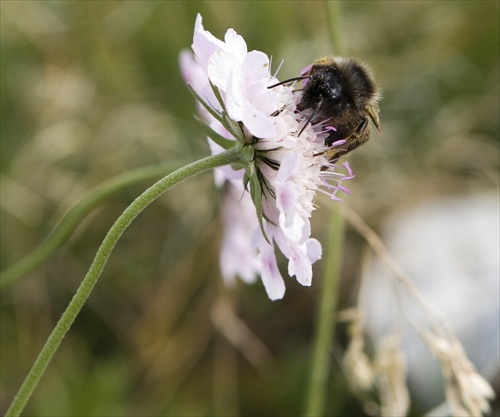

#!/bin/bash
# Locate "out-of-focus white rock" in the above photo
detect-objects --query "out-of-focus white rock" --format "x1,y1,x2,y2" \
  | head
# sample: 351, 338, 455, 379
361, 193, 499, 409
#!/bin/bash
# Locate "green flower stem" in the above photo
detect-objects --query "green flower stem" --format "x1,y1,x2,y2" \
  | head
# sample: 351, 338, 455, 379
326, 1, 344, 56
5, 149, 241, 417
304, 205, 345, 416
304, 3, 346, 415
1, 162, 186, 288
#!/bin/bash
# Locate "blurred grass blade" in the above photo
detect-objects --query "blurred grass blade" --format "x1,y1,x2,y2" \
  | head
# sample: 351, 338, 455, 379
4, 149, 241, 417
1, 162, 184, 287
304, 2, 346, 415
304, 204, 345, 416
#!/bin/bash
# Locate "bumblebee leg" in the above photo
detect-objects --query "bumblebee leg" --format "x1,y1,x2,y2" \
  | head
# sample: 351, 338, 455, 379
329, 117, 371, 162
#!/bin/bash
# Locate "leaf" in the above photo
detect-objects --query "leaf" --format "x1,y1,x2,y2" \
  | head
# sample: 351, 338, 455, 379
248, 169, 271, 244
222, 114, 245, 144
209, 80, 227, 113
188, 83, 245, 144
186, 84, 224, 126
193, 116, 235, 150
209, 81, 245, 143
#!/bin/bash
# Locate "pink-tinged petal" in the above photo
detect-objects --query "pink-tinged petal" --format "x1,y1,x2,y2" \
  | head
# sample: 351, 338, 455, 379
178, 49, 207, 94
220, 185, 260, 285
275, 153, 298, 184
276, 181, 297, 218
258, 240, 286, 300
275, 180, 307, 242
179, 50, 217, 122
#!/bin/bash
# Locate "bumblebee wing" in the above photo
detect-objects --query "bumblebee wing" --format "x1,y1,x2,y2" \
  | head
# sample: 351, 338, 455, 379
366, 102, 383, 135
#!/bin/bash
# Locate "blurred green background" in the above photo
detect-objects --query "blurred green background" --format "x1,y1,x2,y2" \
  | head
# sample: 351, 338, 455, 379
1, 1, 498, 416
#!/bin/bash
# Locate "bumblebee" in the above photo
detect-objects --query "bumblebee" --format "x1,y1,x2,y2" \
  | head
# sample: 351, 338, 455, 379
272, 56, 381, 160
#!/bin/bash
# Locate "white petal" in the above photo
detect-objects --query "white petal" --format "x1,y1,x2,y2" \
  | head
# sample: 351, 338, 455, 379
225, 69, 245, 121
192, 14, 226, 68
279, 211, 304, 243
247, 80, 278, 115
224, 28, 248, 59
241, 100, 276, 138
242, 50, 270, 80
207, 49, 235, 90
299, 218, 312, 245
206, 32, 245, 91
288, 243, 313, 286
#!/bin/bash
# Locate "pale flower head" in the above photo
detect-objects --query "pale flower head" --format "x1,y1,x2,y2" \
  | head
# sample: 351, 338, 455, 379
374, 333, 410, 417
340, 308, 375, 392
180, 14, 354, 300
423, 331, 496, 417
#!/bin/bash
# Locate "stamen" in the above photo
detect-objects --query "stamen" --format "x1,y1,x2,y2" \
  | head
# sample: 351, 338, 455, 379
331, 139, 347, 148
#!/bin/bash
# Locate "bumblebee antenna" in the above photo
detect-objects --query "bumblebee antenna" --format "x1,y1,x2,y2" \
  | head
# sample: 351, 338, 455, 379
268, 76, 308, 89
